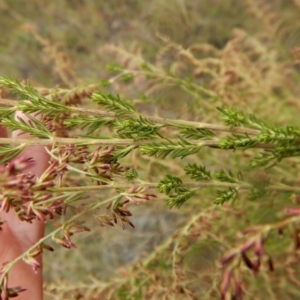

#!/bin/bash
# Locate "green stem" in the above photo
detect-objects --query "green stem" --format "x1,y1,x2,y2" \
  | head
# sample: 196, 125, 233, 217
0, 137, 138, 146
49, 181, 300, 194
0, 98, 260, 135
0, 137, 274, 152
0, 99, 17, 106
71, 105, 259, 135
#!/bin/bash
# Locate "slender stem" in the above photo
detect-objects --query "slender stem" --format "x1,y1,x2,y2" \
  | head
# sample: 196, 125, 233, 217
0, 99, 17, 106
0, 98, 260, 135
106, 68, 217, 97
0, 194, 119, 279
0, 137, 274, 151
0, 137, 139, 146
68, 106, 115, 118
50, 181, 300, 194
268, 215, 300, 230
35, 83, 99, 95
71, 105, 259, 135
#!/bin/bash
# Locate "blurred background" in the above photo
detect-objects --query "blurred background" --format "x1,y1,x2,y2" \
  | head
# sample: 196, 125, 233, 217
1, 1, 300, 299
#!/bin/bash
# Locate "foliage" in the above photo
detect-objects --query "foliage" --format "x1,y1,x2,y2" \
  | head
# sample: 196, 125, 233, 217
1, 1, 300, 299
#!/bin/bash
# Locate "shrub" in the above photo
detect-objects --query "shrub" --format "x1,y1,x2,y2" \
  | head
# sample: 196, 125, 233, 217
1, 1, 300, 299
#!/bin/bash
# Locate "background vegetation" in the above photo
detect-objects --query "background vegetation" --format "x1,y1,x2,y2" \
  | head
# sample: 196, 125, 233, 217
1, 0, 300, 299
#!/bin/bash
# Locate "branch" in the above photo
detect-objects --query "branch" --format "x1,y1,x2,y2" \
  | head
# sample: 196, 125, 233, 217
0, 98, 260, 135
50, 182, 300, 194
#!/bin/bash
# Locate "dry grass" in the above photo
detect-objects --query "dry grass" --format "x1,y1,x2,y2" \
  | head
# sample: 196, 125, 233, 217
1, 1, 300, 299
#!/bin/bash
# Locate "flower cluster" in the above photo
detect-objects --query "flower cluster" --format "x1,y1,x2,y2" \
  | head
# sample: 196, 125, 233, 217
219, 204, 300, 300
52, 221, 90, 249
0, 154, 71, 223
0, 272, 26, 300
220, 228, 273, 300
95, 185, 156, 230
0, 157, 36, 215
84, 146, 128, 185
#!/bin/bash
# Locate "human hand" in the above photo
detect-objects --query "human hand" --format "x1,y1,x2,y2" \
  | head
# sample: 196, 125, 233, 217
0, 111, 49, 300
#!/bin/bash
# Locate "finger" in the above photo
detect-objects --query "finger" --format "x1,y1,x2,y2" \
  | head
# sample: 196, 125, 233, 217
0, 112, 49, 300
8, 111, 49, 240
0, 125, 7, 138
12, 112, 49, 178
0, 125, 8, 161
3, 110, 49, 242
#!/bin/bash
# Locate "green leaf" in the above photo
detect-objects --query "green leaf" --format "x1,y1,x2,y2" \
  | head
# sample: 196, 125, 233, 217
2, 115, 51, 139
113, 117, 163, 140
218, 134, 259, 150
217, 107, 245, 127
112, 145, 136, 160
180, 128, 215, 140
158, 174, 197, 208
158, 174, 182, 195
185, 164, 212, 181
0, 106, 17, 118
106, 63, 123, 72
214, 188, 238, 204
64, 115, 113, 134
92, 93, 137, 116
119, 73, 135, 82
251, 152, 278, 168
124, 168, 138, 181
247, 187, 267, 201
218, 106, 270, 130
166, 189, 197, 209
140, 139, 201, 159
213, 170, 239, 183
99, 79, 111, 87
0, 144, 25, 163
0, 77, 68, 117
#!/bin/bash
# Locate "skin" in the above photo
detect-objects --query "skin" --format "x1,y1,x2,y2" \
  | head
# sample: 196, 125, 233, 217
0, 111, 49, 300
